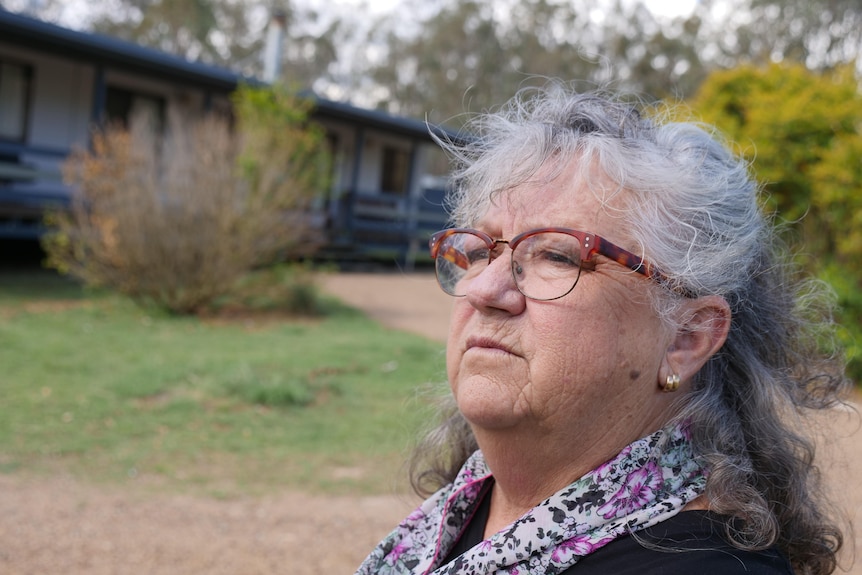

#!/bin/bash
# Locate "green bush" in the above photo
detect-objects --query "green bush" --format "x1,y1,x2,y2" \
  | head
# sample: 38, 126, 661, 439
691, 63, 862, 384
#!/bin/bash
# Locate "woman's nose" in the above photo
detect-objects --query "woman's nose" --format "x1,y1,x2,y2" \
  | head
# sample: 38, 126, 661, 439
464, 251, 527, 314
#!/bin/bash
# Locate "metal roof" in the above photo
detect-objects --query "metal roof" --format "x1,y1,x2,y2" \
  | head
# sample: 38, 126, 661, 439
0, 8, 464, 141
0, 8, 246, 90
309, 96, 464, 142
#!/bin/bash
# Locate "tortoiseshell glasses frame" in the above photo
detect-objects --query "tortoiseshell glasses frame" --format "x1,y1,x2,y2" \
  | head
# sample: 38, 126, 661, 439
429, 227, 688, 301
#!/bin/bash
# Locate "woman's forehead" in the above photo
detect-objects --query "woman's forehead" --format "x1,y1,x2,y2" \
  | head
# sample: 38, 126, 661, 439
471, 162, 627, 229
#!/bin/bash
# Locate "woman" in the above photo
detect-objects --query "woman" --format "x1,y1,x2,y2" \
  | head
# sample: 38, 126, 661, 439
356, 86, 849, 574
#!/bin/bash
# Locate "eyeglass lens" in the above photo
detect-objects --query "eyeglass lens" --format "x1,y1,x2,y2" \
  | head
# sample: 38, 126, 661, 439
434, 231, 584, 300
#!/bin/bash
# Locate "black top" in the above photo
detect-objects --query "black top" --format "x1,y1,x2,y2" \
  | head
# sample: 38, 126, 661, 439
571, 511, 793, 574
442, 489, 793, 574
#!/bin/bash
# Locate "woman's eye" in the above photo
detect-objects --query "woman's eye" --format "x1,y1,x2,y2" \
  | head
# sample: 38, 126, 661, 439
539, 249, 578, 267
465, 248, 490, 264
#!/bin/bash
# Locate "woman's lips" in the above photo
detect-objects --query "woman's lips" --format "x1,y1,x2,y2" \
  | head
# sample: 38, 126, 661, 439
466, 336, 515, 355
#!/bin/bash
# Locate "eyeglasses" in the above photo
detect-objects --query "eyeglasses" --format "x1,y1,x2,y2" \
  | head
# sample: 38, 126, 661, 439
429, 227, 681, 301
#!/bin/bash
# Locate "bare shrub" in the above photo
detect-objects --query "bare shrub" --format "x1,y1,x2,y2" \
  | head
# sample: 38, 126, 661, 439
43, 86, 330, 314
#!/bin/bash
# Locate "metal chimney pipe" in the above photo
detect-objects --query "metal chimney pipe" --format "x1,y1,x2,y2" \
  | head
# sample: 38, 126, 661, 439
262, 10, 287, 83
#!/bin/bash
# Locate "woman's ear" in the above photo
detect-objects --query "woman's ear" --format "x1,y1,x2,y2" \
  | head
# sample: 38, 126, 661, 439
662, 295, 731, 385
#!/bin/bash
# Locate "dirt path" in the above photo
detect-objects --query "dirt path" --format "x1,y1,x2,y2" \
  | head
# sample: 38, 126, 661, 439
0, 473, 418, 575
1, 272, 859, 574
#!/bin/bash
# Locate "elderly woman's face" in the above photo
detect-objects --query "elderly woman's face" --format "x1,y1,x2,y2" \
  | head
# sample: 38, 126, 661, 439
446, 160, 677, 449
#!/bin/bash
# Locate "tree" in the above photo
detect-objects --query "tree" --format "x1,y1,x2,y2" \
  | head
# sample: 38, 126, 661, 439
356, 0, 722, 124
48, 0, 342, 86
691, 62, 862, 380
9, 0, 860, 112
364, 0, 518, 122
88, 0, 261, 69
604, 4, 709, 99
713, 0, 862, 70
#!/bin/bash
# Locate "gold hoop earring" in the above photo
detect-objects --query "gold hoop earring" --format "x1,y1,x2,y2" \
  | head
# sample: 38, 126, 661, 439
662, 374, 681, 392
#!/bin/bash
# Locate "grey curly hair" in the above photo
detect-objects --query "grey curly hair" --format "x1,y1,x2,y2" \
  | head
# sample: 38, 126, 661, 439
413, 84, 849, 575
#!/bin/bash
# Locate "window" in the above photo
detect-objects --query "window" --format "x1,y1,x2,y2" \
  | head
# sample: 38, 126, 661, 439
0, 61, 32, 141
381, 145, 410, 195
105, 85, 165, 132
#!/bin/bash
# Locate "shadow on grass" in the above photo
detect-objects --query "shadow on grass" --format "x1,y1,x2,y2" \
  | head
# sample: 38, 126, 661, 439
0, 239, 93, 302
0, 264, 364, 327
0, 268, 95, 303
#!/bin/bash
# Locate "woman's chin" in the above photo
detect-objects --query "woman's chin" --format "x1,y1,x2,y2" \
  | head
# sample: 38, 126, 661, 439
454, 380, 526, 431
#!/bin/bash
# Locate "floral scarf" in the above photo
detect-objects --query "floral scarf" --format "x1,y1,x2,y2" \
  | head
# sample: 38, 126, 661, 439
355, 423, 707, 575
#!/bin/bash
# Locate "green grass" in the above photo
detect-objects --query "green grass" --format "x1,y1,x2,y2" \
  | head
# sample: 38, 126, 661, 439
0, 269, 447, 496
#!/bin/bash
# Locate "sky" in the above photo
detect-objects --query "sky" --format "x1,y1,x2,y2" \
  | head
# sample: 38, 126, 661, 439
643, 0, 698, 19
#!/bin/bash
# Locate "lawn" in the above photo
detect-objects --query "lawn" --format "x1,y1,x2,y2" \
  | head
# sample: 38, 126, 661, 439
0, 269, 448, 496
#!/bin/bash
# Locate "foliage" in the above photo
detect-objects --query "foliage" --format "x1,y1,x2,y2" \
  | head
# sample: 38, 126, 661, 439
363, 0, 711, 123
76, 0, 256, 70
337, 0, 861, 123
89, 0, 340, 85
13, 0, 861, 124
43, 84, 331, 314
724, 0, 862, 70
6, 0, 343, 85
0, 270, 444, 495
691, 62, 862, 382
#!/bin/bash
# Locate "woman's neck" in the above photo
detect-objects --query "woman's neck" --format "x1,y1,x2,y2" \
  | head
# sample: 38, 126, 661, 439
475, 423, 657, 537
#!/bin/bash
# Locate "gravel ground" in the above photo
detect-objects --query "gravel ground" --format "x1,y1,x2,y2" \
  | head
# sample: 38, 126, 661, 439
0, 473, 417, 575
1, 272, 859, 574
